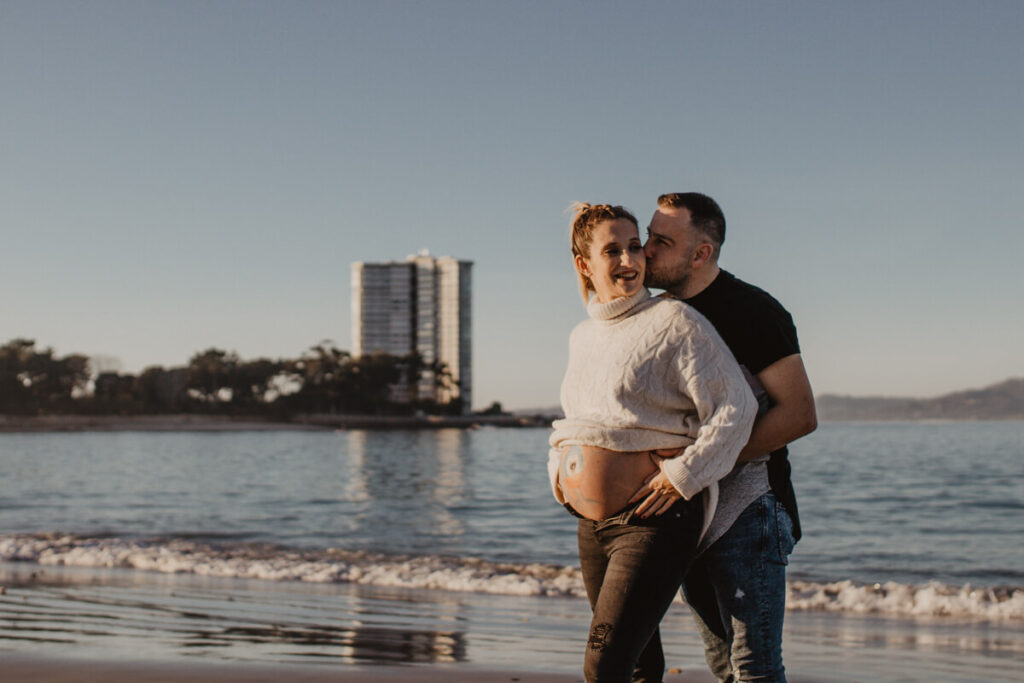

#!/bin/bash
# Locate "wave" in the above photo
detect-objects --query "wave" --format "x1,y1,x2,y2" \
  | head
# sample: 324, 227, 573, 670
787, 579, 1024, 621
2, 533, 1021, 621
0, 532, 584, 598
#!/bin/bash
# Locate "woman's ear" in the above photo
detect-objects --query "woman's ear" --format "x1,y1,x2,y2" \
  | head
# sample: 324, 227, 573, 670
574, 253, 590, 277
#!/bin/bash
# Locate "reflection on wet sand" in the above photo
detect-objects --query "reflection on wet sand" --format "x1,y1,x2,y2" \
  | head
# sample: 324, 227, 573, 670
185, 623, 465, 663
0, 564, 467, 665
4, 563, 1024, 681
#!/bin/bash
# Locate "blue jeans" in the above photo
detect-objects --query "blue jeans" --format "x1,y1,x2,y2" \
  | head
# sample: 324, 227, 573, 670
680, 493, 794, 682
576, 498, 703, 683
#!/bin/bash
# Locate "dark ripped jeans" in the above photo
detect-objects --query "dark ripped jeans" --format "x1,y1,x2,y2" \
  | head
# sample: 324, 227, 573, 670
576, 497, 703, 683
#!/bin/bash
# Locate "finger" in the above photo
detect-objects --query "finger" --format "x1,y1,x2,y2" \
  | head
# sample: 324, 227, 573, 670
650, 495, 676, 517
628, 485, 649, 504
628, 478, 654, 504
638, 492, 666, 519
629, 473, 657, 503
635, 491, 658, 517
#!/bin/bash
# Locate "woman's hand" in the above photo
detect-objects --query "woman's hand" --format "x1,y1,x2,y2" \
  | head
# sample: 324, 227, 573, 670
629, 450, 684, 518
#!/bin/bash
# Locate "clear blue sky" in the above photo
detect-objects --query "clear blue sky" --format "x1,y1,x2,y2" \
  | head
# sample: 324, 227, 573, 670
3, 1, 1022, 410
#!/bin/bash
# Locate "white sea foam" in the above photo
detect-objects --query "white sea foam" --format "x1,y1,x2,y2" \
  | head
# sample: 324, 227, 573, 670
2, 533, 1021, 621
787, 579, 1024, 621
0, 533, 586, 599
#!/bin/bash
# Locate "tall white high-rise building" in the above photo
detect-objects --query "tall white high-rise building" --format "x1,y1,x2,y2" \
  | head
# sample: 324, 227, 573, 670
351, 251, 472, 413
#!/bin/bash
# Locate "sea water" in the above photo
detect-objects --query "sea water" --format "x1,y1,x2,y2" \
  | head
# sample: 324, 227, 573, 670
1, 421, 1022, 622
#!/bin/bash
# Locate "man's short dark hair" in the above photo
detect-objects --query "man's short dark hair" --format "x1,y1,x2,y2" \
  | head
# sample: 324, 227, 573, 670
657, 192, 726, 253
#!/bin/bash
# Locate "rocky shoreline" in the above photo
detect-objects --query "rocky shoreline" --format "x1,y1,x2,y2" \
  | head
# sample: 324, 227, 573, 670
0, 413, 555, 433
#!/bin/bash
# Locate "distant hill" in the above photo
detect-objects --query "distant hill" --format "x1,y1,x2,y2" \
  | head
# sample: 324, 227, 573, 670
513, 406, 564, 421
516, 378, 1024, 423
816, 378, 1024, 421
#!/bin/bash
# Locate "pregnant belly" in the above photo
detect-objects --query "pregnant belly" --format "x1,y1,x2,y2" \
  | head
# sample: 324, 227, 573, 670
557, 445, 659, 521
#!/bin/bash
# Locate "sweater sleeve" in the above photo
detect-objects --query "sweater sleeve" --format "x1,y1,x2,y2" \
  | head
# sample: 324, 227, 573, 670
660, 311, 758, 500
547, 446, 566, 504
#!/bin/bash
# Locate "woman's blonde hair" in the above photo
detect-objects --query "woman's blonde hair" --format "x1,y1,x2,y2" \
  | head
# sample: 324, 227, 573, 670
568, 202, 639, 303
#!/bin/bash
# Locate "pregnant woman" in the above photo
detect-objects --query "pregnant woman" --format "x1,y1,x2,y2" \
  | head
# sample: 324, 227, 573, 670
548, 202, 757, 682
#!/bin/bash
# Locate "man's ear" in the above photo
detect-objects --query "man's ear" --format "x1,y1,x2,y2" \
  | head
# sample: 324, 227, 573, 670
693, 242, 715, 266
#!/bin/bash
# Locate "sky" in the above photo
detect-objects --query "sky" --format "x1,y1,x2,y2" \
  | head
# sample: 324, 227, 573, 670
2, 0, 1022, 410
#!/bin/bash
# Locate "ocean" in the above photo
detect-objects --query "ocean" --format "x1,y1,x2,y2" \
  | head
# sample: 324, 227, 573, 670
2, 421, 1022, 680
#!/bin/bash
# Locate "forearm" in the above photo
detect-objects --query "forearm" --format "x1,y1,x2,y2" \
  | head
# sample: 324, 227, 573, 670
737, 355, 818, 461
737, 404, 816, 461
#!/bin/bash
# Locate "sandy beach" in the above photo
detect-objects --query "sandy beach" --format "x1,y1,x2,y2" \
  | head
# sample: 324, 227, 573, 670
0, 561, 720, 682
3, 561, 1021, 682
1, 657, 600, 683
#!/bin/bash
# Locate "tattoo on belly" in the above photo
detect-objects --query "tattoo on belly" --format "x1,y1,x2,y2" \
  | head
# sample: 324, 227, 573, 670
559, 447, 599, 509
562, 448, 583, 476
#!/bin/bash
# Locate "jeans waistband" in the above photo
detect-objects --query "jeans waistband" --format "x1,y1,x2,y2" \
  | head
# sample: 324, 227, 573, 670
564, 499, 643, 524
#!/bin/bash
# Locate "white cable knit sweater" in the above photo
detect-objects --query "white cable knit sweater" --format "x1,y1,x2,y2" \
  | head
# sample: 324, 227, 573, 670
548, 287, 757, 517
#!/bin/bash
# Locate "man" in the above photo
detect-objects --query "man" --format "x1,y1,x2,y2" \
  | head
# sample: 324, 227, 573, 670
641, 192, 817, 682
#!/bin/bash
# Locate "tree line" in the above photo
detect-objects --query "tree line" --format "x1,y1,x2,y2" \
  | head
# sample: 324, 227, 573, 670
0, 338, 465, 417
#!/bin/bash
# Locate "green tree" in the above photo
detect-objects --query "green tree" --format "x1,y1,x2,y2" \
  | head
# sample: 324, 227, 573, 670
0, 339, 37, 413
232, 358, 284, 410
135, 366, 189, 413
0, 339, 90, 414
91, 371, 139, 414
186, 348, 240, 408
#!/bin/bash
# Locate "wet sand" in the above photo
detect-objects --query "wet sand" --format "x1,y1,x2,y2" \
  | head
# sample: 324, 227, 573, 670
2, 562, 1021, 682
0, 563, 757, 681
1, 657, 597, 683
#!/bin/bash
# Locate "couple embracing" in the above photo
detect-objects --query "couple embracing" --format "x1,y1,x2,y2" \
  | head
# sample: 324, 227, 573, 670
548, 193, 817, 683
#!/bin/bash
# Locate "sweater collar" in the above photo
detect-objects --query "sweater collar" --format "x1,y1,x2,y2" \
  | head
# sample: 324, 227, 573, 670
587, 287, 650, 321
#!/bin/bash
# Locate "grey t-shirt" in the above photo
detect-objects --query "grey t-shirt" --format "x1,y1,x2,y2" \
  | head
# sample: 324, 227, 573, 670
698, 457, 771, 554
695, 363, 774, 553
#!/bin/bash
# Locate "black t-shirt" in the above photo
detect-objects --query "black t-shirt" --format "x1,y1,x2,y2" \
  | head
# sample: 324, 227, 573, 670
683, 270, 803, 540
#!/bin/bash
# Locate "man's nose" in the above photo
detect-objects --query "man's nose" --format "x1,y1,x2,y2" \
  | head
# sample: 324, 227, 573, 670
643, 240, 655, 258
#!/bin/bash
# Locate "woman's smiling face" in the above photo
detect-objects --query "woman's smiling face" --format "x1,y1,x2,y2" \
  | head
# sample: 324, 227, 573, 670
576, 218, 645, 303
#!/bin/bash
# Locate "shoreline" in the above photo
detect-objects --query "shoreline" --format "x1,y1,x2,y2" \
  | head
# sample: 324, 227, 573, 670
4, 561, 1020, 682
0, 413, 555, 433
0, 563, 719, 682
3, 414, 1018, 434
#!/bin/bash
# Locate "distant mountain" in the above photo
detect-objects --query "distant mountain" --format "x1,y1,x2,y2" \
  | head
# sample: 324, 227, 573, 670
816, 378, 1024, 421
513, 406, 564, 420
515, 378, 1024, 423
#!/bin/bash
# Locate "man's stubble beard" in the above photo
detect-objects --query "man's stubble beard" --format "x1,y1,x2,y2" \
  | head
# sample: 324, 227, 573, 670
644, 258, 692, 294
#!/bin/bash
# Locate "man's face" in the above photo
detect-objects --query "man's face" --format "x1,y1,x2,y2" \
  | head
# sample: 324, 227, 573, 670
643, 206, 700, 293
